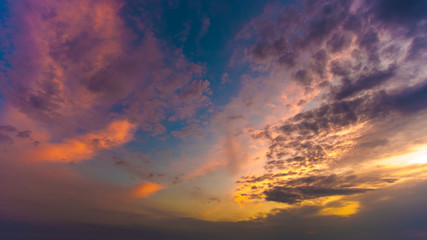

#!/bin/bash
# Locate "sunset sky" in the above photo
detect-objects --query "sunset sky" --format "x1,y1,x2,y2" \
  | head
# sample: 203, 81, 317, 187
1, 0, 427, 239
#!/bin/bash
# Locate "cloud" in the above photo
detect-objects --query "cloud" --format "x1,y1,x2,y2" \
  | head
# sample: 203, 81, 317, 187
264, 186, 370, 204
228, 0, 427, 208
0, 125, 17, 132
262, 173, 373, 204
16, 130, 31, 138
0, 124, 34, 143
133, 182, 164, 199
34, 119, 135, 162
326, 32, 352, 53
197, 17, 210, 41
1, 0, 212, 141
220, 72, 230, 85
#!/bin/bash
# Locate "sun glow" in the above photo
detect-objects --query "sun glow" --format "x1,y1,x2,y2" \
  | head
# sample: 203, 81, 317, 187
385, 145, 427, 166
318, 201, 360, 217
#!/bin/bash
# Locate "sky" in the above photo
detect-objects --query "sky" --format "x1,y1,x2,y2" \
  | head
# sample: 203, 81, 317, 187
0, 0, 427, 239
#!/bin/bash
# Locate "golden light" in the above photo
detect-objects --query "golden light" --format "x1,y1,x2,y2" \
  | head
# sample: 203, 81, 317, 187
318, 199, 361, 217
386, 145, 427, 166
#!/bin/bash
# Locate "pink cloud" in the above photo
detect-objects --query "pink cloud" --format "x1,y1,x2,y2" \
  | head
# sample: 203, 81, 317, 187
1, 0, 211, 141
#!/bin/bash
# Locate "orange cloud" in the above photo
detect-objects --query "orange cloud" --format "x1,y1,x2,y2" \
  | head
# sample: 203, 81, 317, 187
35, 119, 135, 162
133, 182, 164, 199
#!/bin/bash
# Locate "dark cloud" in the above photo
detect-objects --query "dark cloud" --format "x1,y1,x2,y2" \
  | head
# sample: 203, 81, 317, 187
250, 38, 287, 60
297, 99, 306, 106
0, 125, 17, 132
207, 197, 221, 203
264, 99, 363, 166
333, 65, 396, 100
294, 69, 312, 86
265, 186, 370, 204
251, 42, 271, 60
391, 80, 427, 113
327, 32, 352, 53
329, 59, 351, 77
236, 171, 296, 184
359, 29, 379, 49
382, 178, 398, 184
17, 130, 31, 138
310, 49, 328, 77
237, 172, 389, 204
277, 52, 296, 68
297, 0, 351, 48
343, 14, 362, 32
112, 156, 131, 167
